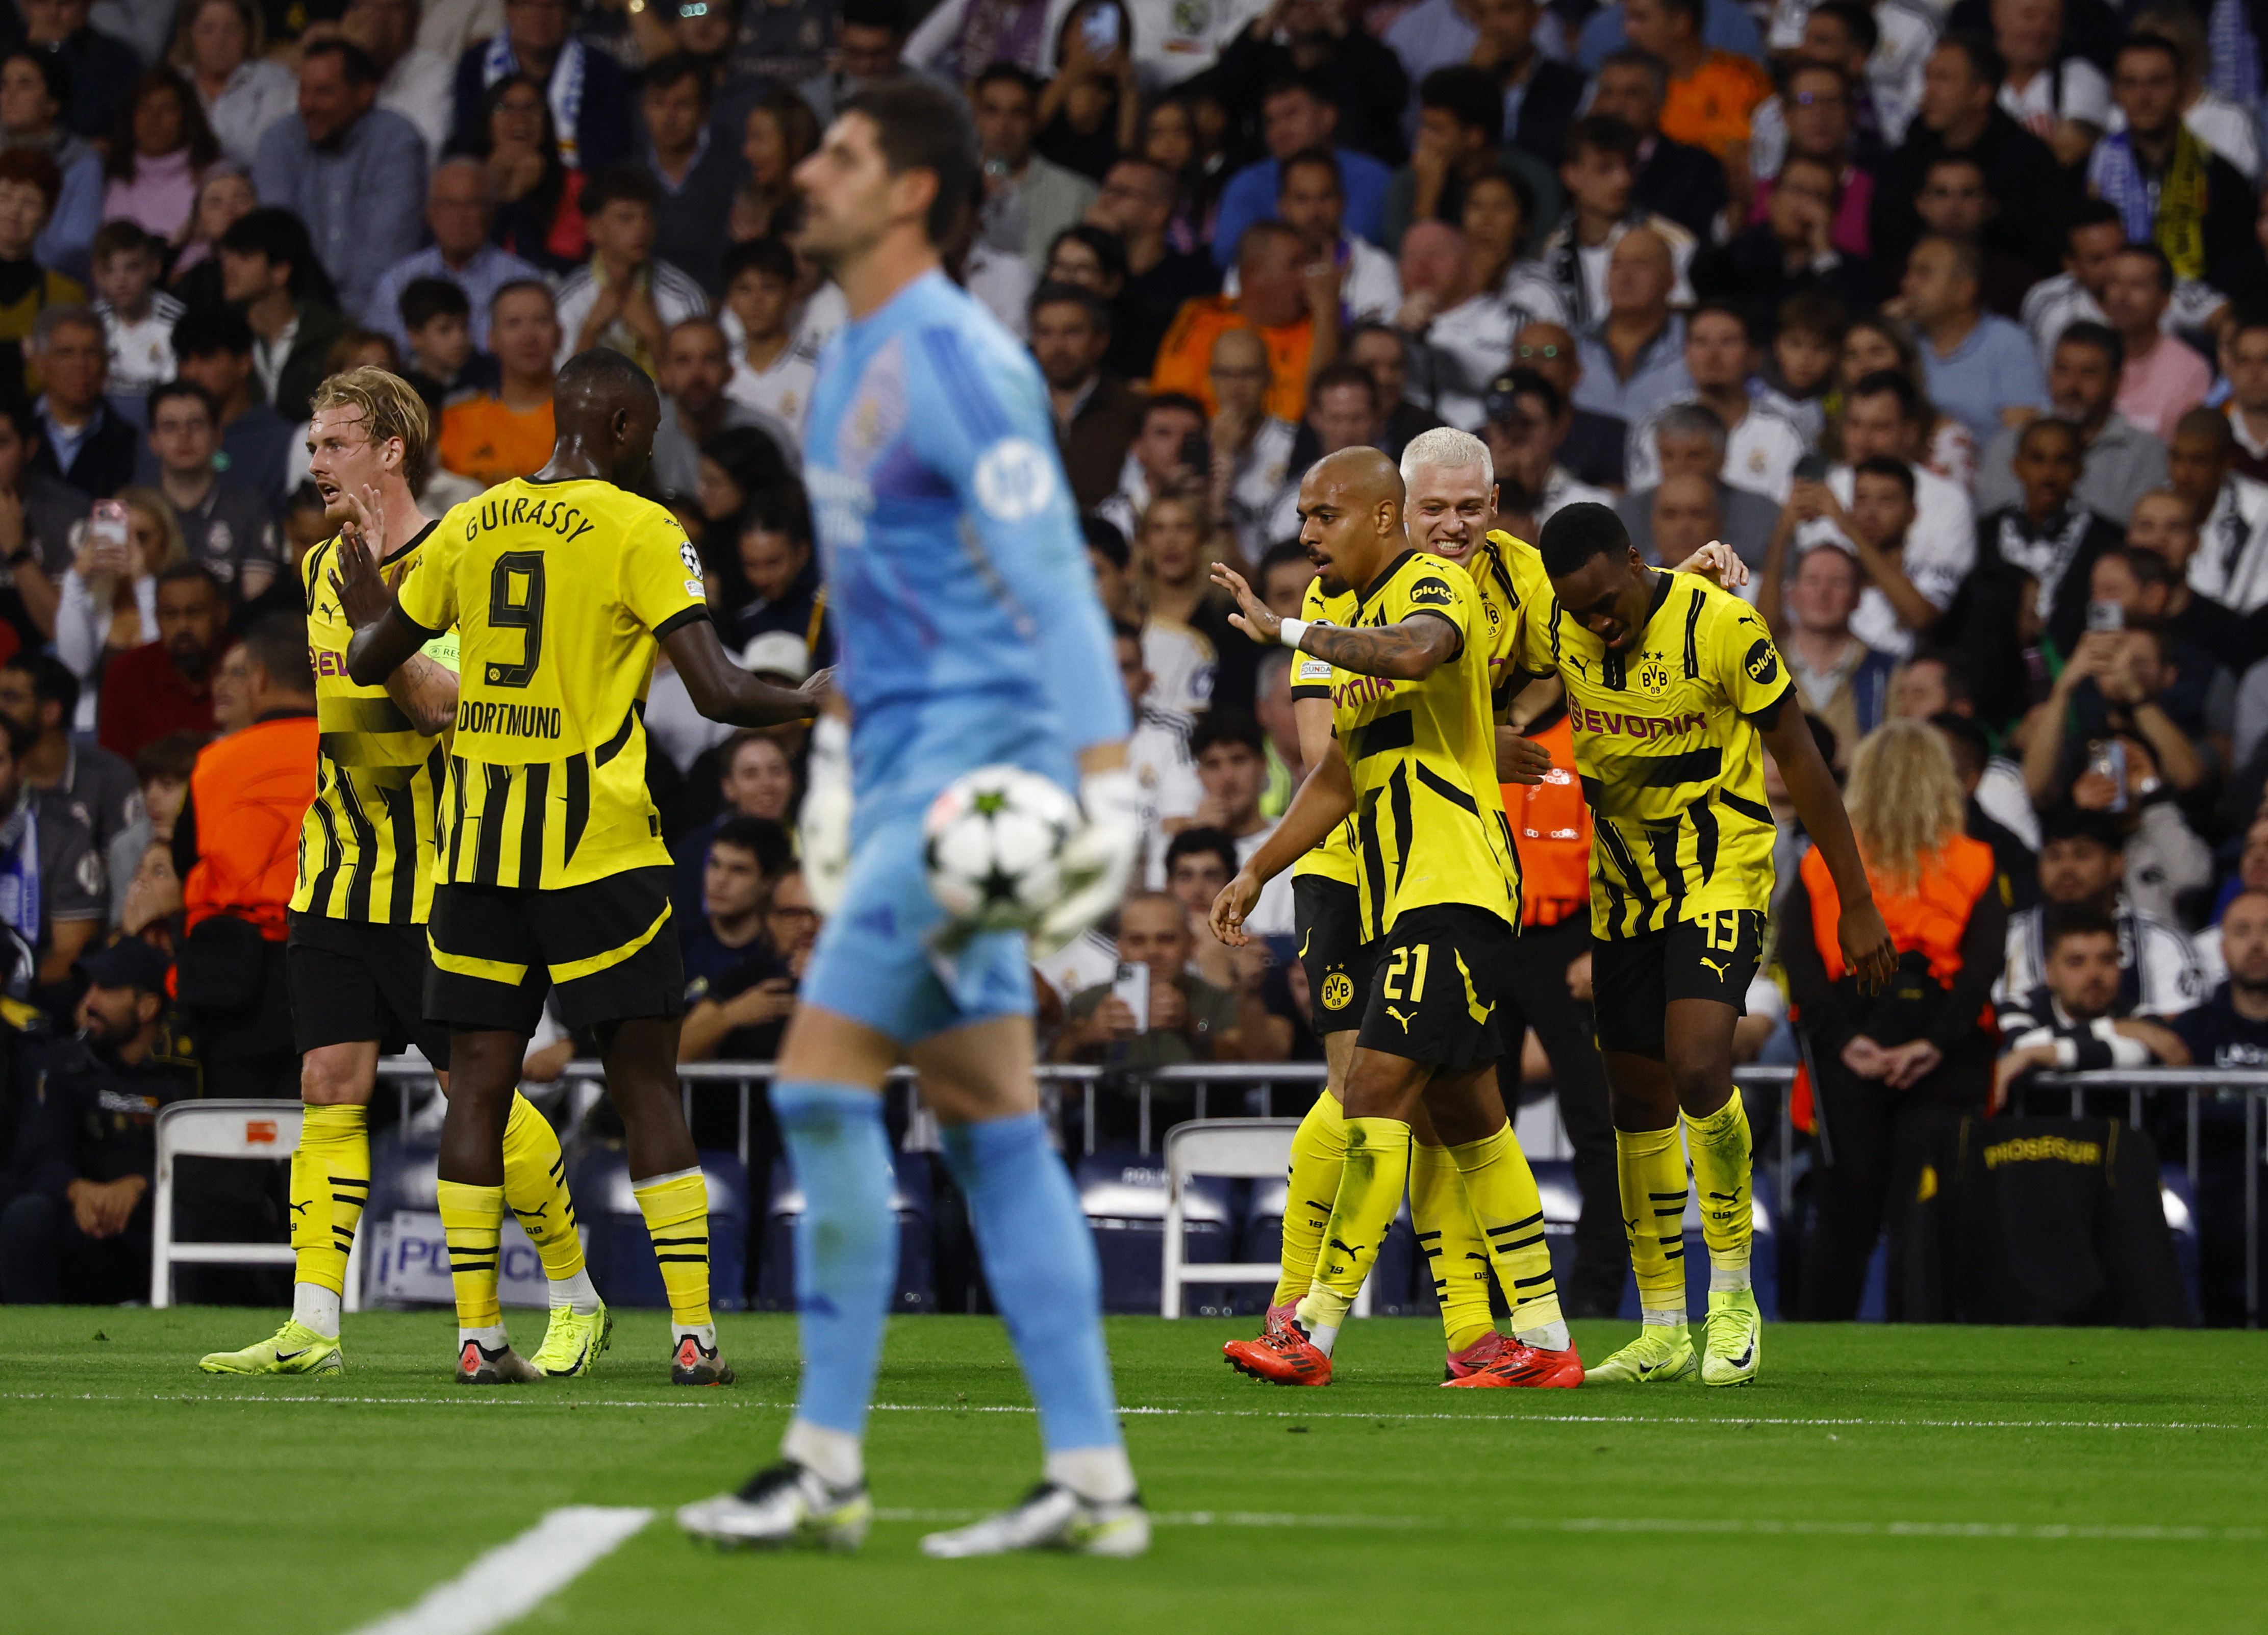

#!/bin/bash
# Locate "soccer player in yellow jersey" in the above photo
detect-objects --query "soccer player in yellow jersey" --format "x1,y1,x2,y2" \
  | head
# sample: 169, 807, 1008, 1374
1210, 446, 1581, 1389
335, 349, 823, 1385
1520, 503, 1893, 1387
199, 368, 610, 1381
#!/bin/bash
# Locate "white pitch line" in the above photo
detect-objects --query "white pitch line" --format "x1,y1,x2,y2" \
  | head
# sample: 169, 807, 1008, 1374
342, 1505, 652, 1635
876, 1508, 2267, 1543
3, 1390, 2260, 1434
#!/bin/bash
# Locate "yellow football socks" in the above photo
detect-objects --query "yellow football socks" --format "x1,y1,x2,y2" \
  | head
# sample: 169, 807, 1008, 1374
634, 1167, 714, 1330
1448, 1122, 1565, 1342
289, 1103, 370, 1298
501, 1092, 588, 1288
437, 1179, 506, 1331
1295, 1116, 1410, 1347
1616, 1123, 1690, 1322
1409, 1138, 1495, 1352
1271, 1091, 1347, 1309
1684, 1093, 1754, 1293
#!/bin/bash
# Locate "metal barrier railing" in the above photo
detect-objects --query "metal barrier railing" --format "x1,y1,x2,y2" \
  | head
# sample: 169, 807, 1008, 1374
368, 1059, 2263, 1324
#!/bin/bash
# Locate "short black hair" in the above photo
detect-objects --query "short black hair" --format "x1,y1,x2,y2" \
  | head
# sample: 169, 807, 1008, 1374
1309, 358, 1378, 408
1538, 501, 1631, 578
219, 207, 316, 296
1189, 709, 1266, 759
1936, 30, 2007, 88
2067, 198, 2125, 244
242, 611, 313, 693
1278, 145, 1342, 196
148, 378, 217, 425
2056, 318, 2124, 374
302, 36, 379, 86
4, 650, 77, 725
739, 480, 812, 543
972, 62, 1041, 99
1852, 453, 1916, 499
1257, 537, 1315, 586
399, 275, 471, 332
134, 729, 204, 784
1164, 825, 1239, 880
1083, 514, 1129, 569
580, 164, 662, 217
1565, 112, 1641, 163
1140, 391, 1206, 430
2043, 898, 2120, 953
841, 79, 980, 249
839, 0, 903, 30
558, 344, 659, 408
91, 217, 157, 266
2113, 239, 2175, 293
711, 814, 794, 877
2113, 31, 2183, 77
1418, 65, 1503, 143
1928, 709, 1989, 777
2042, 803, 2125, 851
171, 303, 256, 361
722, 235, 797, 287
2017, 416, 2083, 456
1777, 289, 1847, 343
1048, 222, 1127, 285
1658, 0, 1704, 29
1906, 648, 1973, 702
1808, 0, 1879, 55
642, 49, 715, 101
1028, 279, 1110, 330
1689, 300, 1753, 343
1847, 368, 1923, 425
3, 47, 70, 112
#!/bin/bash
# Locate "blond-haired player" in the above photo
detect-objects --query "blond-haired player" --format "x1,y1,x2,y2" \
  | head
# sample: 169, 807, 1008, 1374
200, 368, 609, 1381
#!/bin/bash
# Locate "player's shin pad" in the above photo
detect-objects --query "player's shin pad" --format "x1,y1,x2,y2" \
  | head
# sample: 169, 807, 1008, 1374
1448, 1123, 1562, 1334
1272, 1092, 1348, 1310
1684, 1094, 1753, 1285
634, 1169, 713, 1329
1616, 1126, 1690, 1318
437, 1180, 506, 1330
502, 1093, 586, 1284
1295, 1117, 1412, 1333
290, 1104, 369, 1296
1409, 1139, 1496, 1350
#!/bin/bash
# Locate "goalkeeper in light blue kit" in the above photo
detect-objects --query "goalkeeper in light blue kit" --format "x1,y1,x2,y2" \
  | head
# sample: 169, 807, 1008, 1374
676, 80, 1144, 1559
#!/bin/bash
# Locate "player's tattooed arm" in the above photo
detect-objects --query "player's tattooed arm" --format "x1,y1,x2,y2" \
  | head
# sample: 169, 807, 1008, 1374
387, 656, 458, 737
664, 616, 829, 728
1294, 615, 1460, 679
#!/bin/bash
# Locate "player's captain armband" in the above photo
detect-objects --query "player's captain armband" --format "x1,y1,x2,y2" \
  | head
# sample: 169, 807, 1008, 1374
419, 628, 461, 673
1406, 576, 1456, 606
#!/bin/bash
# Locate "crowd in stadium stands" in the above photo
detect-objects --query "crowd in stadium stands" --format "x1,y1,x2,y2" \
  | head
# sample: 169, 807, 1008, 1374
1, 0, 2267, 1317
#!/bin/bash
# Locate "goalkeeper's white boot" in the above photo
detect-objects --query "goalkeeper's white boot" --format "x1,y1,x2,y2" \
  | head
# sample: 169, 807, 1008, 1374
678, 1461, 871, 1551
920, 1483, 1150, 1559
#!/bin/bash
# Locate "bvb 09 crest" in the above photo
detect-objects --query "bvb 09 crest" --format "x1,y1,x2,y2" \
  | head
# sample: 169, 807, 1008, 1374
1635, 652, 1672, 699
1321, 970, 1354, 1011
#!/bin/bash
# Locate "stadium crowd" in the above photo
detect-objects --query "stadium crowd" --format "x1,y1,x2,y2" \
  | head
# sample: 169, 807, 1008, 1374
0, 0, 2263, 1320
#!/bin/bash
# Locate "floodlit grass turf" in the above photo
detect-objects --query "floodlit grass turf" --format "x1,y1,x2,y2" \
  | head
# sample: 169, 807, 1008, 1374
2, 1310, 2263, 1635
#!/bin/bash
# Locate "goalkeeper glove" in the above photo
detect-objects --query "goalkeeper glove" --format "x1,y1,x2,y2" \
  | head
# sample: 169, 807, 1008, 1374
1030, 765, 1140, 960
798, 713, 853, 915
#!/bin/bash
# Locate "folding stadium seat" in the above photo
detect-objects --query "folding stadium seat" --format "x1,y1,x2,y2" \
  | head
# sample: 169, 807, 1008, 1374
571, 1147, 748, 1313
1076, 1150, 1235, 1313
756, 1151, 935, 1314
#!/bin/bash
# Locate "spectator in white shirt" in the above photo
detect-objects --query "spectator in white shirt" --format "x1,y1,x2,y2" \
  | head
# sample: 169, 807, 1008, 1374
1096, 390, 1207, 544
1992, 0, 2108, 167
2020, 198, 2130, 359
88, 221, 181, 422
1114, 618, 1204, 891
1480, 366, 1615, 524
718, 236, 816, 441
1394, 218, 1517, 431
1623, 301, 1809, 500
1204, 325, 1299, 564
173, 0, 298, 167
1223, 147, 1399, 325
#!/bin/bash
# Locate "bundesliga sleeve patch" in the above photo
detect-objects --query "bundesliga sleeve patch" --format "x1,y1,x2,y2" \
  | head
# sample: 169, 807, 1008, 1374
1406, 577, 1456, 606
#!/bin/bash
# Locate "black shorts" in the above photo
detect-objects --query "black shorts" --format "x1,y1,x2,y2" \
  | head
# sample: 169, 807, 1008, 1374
288, 913, 451, 1066
1590, 908, 1764, 1060
1294, 874, 1372, 1035
425, 865, 685, 1037
1352, 904, 1513, 1070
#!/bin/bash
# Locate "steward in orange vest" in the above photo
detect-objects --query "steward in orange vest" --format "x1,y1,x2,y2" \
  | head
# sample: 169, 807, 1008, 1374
1780, 829, 2010, 1321
172, 615, 320, 1096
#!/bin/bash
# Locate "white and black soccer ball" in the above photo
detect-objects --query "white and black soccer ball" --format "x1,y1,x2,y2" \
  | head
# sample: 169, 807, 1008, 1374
922, 765, 1081, 930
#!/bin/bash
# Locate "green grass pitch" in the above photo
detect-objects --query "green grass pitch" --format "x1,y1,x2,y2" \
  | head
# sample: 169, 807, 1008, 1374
3, 1309, 2263, 1634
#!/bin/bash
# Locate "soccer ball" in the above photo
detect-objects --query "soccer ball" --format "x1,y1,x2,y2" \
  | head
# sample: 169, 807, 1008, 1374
922, 765, 1081, 930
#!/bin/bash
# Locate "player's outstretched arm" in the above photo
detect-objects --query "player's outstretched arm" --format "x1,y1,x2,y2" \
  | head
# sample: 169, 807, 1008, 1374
1213, 562, 1460, 680
1758, 706, 1897, 995
1211, 746, 1356, 947
664, 617, 828, 728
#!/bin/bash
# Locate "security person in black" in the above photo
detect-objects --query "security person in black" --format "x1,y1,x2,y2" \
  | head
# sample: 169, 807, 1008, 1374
0, 939, 197, 1302
2170, 887, 2268, 1325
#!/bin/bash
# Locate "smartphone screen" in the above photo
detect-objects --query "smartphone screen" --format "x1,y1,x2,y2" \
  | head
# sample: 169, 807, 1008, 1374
1110, 960, 1150, 1034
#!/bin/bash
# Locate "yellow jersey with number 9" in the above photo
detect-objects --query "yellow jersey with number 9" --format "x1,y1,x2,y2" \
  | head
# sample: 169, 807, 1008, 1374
1518, 568, 1792, 940
394, 477, 712, 891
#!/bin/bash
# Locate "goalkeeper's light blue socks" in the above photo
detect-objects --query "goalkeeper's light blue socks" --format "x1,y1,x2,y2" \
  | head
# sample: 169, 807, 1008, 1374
774, 1084, 1131, 1503
941, 1111, 1133, 1501
772, 1081, 898, 1484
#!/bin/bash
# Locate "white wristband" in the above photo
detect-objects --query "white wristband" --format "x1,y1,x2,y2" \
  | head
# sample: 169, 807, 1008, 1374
1278, 617, 1309, 650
